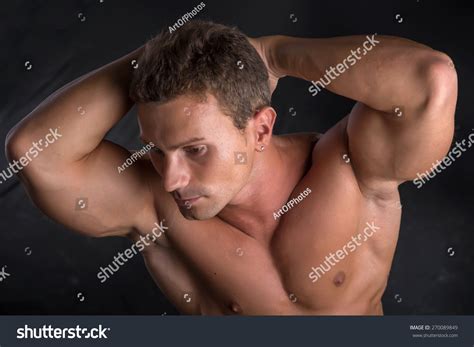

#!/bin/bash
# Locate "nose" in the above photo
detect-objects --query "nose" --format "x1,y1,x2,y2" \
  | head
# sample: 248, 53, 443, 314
161, 155, 190, 193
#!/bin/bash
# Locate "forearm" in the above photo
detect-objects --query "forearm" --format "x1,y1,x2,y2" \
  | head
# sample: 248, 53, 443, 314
271, 34, 451, 113
6, 45, 144, 165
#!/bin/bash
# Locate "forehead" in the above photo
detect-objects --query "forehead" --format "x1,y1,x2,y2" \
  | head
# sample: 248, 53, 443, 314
137, 94, 237, 142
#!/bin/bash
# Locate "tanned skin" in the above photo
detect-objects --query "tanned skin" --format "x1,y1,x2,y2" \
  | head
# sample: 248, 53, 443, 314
6, 32, 457, 315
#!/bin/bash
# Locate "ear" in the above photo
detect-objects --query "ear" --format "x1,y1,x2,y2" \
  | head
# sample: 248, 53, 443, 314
252, 106, 277, 150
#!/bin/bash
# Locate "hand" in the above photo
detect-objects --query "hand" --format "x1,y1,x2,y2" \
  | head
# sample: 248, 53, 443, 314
247, 36, 286, 95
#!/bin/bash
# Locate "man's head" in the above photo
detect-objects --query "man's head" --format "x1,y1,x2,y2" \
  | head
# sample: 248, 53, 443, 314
130, 20, 276, 220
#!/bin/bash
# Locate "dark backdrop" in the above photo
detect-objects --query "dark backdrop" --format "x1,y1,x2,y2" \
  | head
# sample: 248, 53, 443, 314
0, 0, 473, 315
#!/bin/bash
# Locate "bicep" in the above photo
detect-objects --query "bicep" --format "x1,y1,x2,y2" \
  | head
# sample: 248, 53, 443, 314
347, 98, 455, 192
18, 140, 154, 237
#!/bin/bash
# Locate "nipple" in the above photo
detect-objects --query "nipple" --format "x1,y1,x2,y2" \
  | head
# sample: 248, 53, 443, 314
333, 271, 346, 287
230, 302, 242, 314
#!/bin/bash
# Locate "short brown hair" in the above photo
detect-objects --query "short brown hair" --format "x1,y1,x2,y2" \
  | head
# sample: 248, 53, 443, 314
129, 20, 271, 129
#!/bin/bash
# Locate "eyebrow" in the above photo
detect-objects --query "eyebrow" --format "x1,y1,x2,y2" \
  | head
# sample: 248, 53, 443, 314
139, 136, 206, 150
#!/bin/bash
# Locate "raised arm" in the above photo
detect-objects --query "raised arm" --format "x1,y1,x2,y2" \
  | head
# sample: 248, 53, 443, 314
4, 46, 156, 237
257, 34, 457, 192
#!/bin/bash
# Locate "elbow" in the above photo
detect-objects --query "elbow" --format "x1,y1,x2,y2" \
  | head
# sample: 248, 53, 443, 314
422, 51, 458, 113
4, 121, 36, 166
4, 125, 24, 162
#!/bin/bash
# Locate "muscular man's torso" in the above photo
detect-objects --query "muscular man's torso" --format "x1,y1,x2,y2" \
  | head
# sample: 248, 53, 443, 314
128, 116, 402, 315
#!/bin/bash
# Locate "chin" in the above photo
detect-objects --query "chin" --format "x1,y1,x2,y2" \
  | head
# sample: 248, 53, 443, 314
181, 210, 214, 221
180, 200, 225, 221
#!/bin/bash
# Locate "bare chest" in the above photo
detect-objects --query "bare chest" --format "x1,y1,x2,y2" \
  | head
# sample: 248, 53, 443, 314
142, 183, 401, 315
140, 131, 401, 314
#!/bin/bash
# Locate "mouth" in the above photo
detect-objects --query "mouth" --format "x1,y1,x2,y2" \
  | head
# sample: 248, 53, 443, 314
174, 196, 202, 207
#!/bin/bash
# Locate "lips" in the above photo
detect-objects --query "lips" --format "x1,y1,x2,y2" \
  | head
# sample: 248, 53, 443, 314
175, 196, 201, 207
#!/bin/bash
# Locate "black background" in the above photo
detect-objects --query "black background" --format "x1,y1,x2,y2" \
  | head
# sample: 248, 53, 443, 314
0, 0, 473, 315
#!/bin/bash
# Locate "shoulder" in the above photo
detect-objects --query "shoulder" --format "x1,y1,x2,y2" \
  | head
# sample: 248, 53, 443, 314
278, 132, 324, 158
310, 116, 399, 201
307, 117, 362, 196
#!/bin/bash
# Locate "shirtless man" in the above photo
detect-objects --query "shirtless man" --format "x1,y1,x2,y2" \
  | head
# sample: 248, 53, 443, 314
6, 20, 457, 315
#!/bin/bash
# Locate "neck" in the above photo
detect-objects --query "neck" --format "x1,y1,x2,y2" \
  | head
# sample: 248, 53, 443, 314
217, 136, 302, 244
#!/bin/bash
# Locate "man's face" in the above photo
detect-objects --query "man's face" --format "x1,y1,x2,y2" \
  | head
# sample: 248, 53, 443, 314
137, 94, 254, 220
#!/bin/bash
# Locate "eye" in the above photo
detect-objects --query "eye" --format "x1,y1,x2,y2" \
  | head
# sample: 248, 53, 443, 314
184, 145, 207, 156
